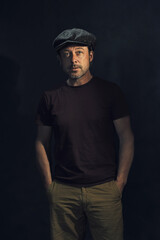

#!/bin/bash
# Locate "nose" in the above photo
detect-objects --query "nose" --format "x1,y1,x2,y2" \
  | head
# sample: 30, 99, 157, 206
71, 52, 77, 63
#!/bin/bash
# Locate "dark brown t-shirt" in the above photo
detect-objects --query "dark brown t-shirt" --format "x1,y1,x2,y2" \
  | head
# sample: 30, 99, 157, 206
35, 76, 129, 186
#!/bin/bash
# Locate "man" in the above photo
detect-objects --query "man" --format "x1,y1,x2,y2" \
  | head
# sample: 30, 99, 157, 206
35, 28, 134, 240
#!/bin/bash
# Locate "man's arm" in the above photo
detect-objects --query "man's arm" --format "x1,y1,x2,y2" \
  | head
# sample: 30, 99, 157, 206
113, 116, 134, 193
35, 125, 53, 189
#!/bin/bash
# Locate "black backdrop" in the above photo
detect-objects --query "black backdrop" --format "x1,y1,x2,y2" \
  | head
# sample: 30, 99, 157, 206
1, 0, 160, 239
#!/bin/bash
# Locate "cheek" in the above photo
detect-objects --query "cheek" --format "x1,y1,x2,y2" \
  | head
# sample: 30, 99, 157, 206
61, 60, 69, 69
83, 57, 90, 67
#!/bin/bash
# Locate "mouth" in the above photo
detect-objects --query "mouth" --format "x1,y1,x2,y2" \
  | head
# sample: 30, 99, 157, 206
70, 65, 80, 70
70, 67, 80, 72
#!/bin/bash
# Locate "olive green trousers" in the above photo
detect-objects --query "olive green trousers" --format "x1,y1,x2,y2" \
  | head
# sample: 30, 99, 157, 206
47, 180, 123, 240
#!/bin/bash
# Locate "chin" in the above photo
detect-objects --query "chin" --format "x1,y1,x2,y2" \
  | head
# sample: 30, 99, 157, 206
70, 74, 82, 80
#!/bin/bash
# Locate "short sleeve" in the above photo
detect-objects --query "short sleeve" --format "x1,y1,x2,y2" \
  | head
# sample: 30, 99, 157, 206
111, 84, 129, 120
35, 92, 52, 126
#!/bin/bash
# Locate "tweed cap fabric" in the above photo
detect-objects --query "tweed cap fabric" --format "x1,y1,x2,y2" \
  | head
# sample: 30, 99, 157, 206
53, 28, 96, 51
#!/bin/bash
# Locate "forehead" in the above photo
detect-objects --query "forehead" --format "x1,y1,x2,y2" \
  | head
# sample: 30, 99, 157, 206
60, 45, 88, 52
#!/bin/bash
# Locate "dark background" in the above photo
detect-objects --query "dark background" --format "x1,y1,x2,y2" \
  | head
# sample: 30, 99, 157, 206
1, 0, 160, 239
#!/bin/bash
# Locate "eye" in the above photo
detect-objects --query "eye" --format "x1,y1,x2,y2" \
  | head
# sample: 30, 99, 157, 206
63, 52, 70, 58
76, 51, 83, 56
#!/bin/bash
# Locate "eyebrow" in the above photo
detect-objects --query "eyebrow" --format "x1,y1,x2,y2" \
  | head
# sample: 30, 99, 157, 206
75, 47, 85, 50
63, 47, 85, 51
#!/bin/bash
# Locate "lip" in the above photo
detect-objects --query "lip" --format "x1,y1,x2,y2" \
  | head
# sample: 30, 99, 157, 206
71, 67, 79, 71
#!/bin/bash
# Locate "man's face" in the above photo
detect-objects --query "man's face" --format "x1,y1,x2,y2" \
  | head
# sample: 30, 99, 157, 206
58, 45, 94, 80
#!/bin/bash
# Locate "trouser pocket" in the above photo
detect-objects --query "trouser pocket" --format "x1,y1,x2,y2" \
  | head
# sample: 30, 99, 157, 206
47, 180, 56, 194
112, 181, 122, 198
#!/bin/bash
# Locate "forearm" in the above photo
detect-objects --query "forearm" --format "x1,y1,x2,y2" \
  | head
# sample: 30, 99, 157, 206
116, 135, 134, 186
35, 140, 52, 188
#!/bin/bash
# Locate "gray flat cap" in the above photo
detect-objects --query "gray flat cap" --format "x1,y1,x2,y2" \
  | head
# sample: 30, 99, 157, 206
53, 28, 96, 51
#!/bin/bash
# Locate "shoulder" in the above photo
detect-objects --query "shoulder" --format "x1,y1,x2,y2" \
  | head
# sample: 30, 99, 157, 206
93, 76, 123, 92
42, 81, 67, 103
45, 81, 66, 94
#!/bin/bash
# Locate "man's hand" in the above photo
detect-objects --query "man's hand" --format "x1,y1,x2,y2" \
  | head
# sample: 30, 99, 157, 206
44, 180, 53, 190
115, 179, 126, 193
45, 181, 53, 195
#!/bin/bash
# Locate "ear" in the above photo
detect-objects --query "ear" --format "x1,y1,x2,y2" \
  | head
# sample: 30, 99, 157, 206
89, 51, 94, 62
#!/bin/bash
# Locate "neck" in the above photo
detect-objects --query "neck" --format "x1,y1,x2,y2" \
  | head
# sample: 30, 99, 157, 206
67, 71, 93, 87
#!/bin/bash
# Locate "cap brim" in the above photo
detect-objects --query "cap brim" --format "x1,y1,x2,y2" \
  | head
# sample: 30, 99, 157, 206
54, 40, 88, 51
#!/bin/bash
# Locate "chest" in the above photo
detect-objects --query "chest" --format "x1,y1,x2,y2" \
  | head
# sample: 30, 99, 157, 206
50, 89, 112, 128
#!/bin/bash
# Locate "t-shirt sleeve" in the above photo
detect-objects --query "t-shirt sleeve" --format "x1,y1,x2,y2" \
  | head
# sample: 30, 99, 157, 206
35, 92, 52, 126
111, 84, 129, 120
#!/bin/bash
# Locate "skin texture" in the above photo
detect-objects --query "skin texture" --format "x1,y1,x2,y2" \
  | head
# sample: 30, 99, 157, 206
58, 45, 94, 86
35, 44, 134, 193
113, 116, 134, 193
35, 126, 52, 188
